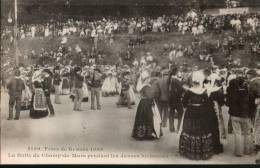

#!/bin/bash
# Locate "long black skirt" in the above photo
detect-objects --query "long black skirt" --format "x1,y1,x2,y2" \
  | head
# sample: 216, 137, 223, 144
30, 109, 48, 119
132, 99, 162, 140
29, 93, 49, 119
210, 106, 224, 154
179, 105, 214, 160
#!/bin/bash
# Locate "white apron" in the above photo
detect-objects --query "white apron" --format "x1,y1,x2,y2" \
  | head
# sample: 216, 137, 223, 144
152, 101, 162, 139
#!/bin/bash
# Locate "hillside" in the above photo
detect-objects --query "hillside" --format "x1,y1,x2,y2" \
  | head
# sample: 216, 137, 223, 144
7, 31, 258, 69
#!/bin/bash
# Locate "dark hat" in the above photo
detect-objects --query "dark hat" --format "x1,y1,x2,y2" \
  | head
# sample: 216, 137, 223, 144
34, 68, 40, 71
161, 68, 169, 75
53, 66, 60, 72
246, 69, 257, 76
203, 68, 211, 76
122, 71, 130, 76
74, 66, 82, 73
151, 71, 161, 77
94, 68, 101, 73
33, 81, 42, 88
14, 69, 20, 76
235, 68, 244, 75
42, 69, 53, 77
170, 65, 178, 75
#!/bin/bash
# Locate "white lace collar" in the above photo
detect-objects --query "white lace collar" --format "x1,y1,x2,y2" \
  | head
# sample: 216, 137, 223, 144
189, 87, 206, 95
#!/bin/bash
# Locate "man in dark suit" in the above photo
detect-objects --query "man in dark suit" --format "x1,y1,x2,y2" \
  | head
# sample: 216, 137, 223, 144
168, 66, 185, 132
117, 71, 132, 109
73, 66, 84, 111
7, 69, 25, 120
53, 66, 62, 104
89, 68, 102, 110
155, 67, 169, 127
42, 69, 55, 116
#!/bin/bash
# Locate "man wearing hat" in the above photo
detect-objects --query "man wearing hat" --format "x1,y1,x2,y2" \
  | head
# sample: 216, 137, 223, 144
7, 69, 25, 120
73, 66, 84, 111
42, 69, 55, 117
117, 71, 132, 109
154, 67, 169, 127
89, 68, 102, 110
167, 66, 185, 132
53, 66, 62, 104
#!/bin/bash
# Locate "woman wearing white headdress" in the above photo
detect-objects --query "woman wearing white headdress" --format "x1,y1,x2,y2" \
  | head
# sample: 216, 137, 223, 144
132, 70, 162, 140
179, 71, 215, 160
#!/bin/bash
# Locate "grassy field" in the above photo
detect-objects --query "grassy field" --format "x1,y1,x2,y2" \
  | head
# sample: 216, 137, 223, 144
6, 31, 260, 69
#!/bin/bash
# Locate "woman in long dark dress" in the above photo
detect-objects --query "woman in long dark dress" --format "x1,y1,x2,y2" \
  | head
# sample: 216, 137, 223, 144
132, 71, 162, 140
179, 71, 214, 160
206, 78, 224, 154
30, 80, 48, 119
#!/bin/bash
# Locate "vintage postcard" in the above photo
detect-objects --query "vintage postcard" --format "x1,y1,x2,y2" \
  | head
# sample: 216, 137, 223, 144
1, 0, 260, 165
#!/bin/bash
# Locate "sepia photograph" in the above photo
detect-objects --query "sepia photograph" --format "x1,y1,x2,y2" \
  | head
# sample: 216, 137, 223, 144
0, 0, 260, 165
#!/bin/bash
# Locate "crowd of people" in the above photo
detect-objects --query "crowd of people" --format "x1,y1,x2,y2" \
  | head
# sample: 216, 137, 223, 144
1, 10, 259, 40
3, 56, 260, 162
1, 10, 259, 77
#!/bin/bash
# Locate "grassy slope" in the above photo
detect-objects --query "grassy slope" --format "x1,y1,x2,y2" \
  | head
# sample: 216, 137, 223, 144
13, 31, 259, 68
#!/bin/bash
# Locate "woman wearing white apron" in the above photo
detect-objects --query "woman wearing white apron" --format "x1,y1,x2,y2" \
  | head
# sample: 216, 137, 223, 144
30, 80, 48, 119
132, 71, 162, 140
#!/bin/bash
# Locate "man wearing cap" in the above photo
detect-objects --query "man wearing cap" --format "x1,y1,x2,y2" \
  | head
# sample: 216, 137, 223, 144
89, 68, 102, 110
7, 69, 25, 120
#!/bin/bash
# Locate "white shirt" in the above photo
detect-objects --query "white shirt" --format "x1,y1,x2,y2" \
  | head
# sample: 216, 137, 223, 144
235, 19, 241, 28
91, 29, 97, 37
198, 25, 204, 34
230, 19, 236, 27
